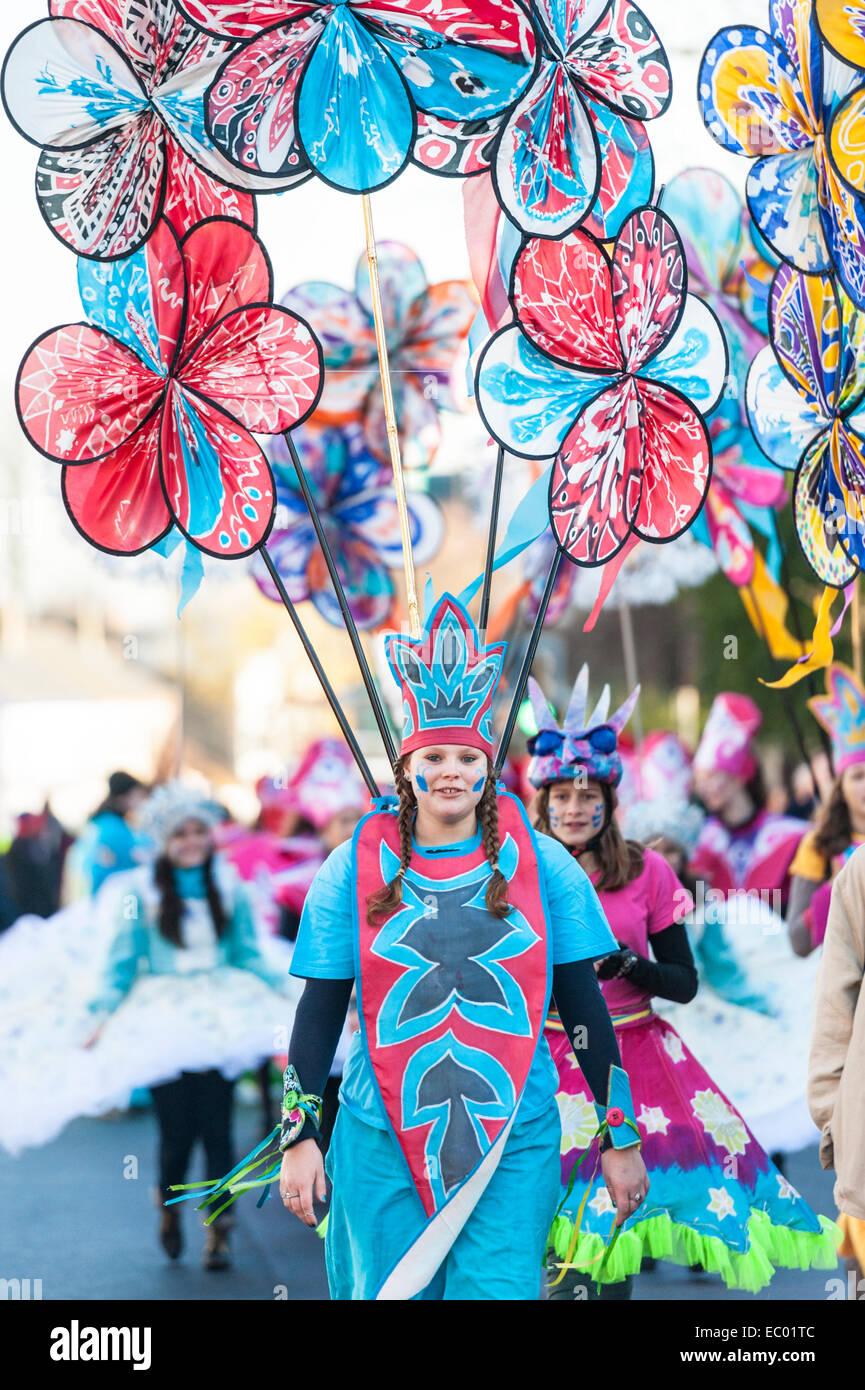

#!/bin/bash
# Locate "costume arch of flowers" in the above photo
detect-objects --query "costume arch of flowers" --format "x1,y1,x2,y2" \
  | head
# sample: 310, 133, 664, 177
5, 0, 865, 733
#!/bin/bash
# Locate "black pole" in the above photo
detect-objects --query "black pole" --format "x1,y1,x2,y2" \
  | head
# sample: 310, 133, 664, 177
282, 430, 398, 768
495, 551, 562, 774
260, 547, 380, 799
479, 445, 505, 634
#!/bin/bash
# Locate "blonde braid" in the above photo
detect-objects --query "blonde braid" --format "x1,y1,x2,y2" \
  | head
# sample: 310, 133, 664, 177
393, 760, 415, 881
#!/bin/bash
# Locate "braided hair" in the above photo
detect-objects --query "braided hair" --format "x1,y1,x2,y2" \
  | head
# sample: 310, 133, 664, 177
154, 852, 228, 946
366, 753, 510, 925
477, 775, 510, 918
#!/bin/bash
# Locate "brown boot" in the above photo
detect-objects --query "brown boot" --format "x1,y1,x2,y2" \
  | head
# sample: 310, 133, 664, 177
202, 1214, 233, 1272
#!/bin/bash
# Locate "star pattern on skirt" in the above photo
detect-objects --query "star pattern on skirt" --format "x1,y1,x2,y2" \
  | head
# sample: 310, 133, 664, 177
661, 1030, 686, 1064
588, 1187, 615, 1217
706, 1186, 736, 1221
638, 1104, 671, 1135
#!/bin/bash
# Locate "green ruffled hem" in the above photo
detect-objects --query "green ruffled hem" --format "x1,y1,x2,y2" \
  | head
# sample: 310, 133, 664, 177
549, 1210, 841, 1294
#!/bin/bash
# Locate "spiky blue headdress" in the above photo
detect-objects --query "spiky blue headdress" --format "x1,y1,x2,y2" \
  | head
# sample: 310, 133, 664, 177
385, 592, 506, 757
526, 666, 640, 788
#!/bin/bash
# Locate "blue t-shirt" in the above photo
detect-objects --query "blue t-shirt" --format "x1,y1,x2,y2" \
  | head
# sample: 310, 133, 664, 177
291, 824, 616, 1127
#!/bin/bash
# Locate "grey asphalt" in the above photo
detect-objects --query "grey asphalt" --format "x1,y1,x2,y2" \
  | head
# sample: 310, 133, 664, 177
0, 1099, 843, 1302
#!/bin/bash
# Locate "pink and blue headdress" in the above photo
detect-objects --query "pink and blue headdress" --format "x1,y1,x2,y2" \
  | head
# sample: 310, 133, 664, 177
693, 693, 761, 782
526, 667, 640, 790
808, 665, 865, 775
384, 592, 506, 759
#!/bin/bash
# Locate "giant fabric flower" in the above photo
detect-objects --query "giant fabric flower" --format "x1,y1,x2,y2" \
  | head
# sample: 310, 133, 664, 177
16, 218, 322, 557
252, 422, 444, 627
659, 169, 786, 587
699, 0, 865, 307
284, 243, 476, 469
659, 169, 768, 406
175, 0, 537, 193
0, 0, 283, 260
738, 219, 780, 340
746, 262, 865, 584
491, 0, 669, 237
415, 0, 670, 239
816, 1, 865, 199
476, 207, 727, 565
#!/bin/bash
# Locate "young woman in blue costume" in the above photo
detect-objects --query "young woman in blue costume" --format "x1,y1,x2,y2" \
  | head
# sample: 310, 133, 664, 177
81, 783, 296, 1270
528, 670, 839, 1298
257, 593, 647, 1301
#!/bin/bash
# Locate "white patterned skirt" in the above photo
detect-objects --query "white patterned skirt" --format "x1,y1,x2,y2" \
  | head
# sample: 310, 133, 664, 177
0, 966, 300, 1156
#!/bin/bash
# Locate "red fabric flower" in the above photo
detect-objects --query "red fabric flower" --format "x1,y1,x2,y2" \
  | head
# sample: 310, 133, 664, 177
16, 218, 322, 556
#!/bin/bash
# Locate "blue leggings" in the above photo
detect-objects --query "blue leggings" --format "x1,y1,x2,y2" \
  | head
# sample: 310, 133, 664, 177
324, 1100, 562, 1300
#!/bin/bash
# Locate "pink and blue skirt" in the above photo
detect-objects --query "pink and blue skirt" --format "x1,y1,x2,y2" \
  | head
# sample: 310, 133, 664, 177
547, 1011, 838, 1291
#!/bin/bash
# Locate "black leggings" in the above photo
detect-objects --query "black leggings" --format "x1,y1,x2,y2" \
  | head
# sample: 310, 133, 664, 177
150, 1069, 235, 1204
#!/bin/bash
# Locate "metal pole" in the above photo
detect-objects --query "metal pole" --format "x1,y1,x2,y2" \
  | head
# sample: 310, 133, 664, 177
259, 548, 380, 798
282, 430, 397, 766
479, 445, 505, 634
495, 552, 562, 773
618, 599, 643, 743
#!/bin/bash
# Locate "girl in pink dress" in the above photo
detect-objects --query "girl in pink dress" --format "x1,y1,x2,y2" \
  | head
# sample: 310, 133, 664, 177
528, 668, 838, 1299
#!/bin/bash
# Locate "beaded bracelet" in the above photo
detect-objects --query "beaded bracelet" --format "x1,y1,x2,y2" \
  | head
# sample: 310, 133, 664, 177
278, 1064, 324, 1151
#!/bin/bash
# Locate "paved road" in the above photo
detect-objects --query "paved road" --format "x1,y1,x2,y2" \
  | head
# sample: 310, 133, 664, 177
0, 1101, 329, 1302
0, 1099, 842, 1302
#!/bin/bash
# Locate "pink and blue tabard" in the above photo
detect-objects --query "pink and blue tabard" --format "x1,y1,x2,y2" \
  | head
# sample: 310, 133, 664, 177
353, 794, 549, 1220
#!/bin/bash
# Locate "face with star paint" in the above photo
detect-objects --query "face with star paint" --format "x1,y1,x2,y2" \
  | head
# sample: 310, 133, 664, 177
546, 779, 606, 850
407, 745, 488, 844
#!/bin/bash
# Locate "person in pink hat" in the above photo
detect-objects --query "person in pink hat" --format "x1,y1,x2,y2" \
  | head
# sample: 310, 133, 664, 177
283, 738, 370, 855
690, 692, 805, 908
787, 666, 865, 957
637, 731, 695, 807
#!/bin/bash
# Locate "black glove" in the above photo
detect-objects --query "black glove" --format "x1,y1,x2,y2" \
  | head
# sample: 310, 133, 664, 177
596, 942, 638, 981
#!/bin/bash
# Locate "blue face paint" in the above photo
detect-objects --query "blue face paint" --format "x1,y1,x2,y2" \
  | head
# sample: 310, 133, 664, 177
415, 768, 430, 792
590, 804, 604, 830
471, 775, 486, 794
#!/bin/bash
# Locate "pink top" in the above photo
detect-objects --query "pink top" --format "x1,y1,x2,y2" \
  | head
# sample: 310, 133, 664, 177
589, 848, 693, 1016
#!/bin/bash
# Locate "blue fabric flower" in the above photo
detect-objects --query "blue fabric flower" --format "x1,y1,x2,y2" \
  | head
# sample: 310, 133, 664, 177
177, 0, 537, 192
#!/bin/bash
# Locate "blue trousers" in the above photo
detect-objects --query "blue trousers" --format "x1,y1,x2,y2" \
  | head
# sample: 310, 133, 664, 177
324, 1100, 562, 1300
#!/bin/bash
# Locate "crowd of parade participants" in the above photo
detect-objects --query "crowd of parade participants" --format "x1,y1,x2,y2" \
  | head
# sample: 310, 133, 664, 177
2, 631, 864, 1299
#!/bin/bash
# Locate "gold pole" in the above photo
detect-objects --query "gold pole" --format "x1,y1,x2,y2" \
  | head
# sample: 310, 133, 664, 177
361, 192, 421, 638
853, 577, 863, 683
